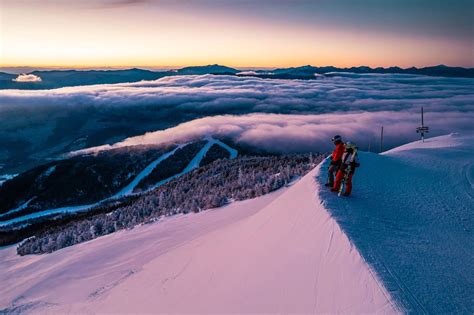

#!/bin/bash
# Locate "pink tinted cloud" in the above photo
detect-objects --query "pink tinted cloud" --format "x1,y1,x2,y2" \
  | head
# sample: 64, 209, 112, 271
76, 110, 474, 154
12, 74, 42, 82
2, 73, 473, 154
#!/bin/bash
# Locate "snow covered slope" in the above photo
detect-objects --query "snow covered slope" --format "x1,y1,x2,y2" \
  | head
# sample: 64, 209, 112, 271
0, 160, 396, 313
318, 133, 474, 313
2, 134, 468, 314
113, 144, 185, 197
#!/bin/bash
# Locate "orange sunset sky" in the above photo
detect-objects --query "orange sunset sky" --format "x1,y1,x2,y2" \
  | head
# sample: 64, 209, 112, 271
1, 0, 473, 68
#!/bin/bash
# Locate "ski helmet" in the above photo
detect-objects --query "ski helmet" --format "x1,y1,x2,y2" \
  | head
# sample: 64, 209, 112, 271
331, 135, 342, 142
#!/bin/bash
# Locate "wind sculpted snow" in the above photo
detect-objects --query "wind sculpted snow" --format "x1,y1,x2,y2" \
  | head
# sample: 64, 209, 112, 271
318, 133, 474, 313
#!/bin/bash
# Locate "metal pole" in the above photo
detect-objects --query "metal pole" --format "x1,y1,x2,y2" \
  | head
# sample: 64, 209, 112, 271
421, 107, 425, 142
416, 106, 429, 142
380, 126, 384, 153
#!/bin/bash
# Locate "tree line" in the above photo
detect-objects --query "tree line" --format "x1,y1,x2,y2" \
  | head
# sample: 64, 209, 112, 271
17, 153, 324, 255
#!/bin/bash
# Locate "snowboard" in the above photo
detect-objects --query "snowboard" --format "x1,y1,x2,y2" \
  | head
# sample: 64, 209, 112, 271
338, 148, 358, 197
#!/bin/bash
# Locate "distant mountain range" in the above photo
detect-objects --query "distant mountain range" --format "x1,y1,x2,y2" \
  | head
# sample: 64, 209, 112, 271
0, 68, 169, 90
262, 64, 474, 79
0, 64, 472, 90
176, 64, 238, 75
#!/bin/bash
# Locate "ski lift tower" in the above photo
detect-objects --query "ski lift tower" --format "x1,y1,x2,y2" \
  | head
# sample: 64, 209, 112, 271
416, 107, 429, 142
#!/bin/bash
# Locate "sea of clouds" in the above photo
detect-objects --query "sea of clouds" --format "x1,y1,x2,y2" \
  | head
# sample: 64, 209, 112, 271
2, 73, 473, 154
77, 110, 473, 154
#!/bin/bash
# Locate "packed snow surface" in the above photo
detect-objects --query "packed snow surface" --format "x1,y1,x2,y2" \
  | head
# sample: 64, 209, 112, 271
0, 162, 396, 313
319, 133, 474, 313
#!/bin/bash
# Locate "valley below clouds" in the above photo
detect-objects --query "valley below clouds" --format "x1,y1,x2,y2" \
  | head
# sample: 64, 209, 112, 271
1, 73, 473, 173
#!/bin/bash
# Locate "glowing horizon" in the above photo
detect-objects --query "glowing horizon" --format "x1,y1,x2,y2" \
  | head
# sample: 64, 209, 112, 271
1, 0, 473, 68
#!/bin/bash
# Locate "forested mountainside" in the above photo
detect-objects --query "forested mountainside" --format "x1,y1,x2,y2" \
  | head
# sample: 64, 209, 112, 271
133, 141, 207, 193
0, 144, 177, 219
17, 154, 323, 255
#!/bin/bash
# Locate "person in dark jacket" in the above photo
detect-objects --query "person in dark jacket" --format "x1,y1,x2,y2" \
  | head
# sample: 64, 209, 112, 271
331, 142, 360, 196
325, 135, 345, 187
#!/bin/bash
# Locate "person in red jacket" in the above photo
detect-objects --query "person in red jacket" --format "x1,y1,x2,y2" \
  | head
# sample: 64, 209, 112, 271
331, 142, 360, 196
325, 135, 345, 187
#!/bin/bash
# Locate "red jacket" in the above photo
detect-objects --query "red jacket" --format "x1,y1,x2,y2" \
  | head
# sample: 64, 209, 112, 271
331, 142, 345, 163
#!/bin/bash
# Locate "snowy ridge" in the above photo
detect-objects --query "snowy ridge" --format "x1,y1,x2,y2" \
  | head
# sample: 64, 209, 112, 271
0, 158, 397, 314
382, 132, 463, 154
1, 133, 470, 313
0, 138, 238, 227
318, 133, 474, 313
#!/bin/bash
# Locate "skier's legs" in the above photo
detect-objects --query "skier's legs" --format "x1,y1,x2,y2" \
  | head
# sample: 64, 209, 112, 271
327, 164, 338, 186
345, 173, 353, 194
332, 170, 344, 191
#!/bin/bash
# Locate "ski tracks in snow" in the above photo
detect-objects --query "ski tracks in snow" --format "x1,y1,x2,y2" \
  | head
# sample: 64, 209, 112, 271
0, 137, 238, 228
113, 144, 185, 198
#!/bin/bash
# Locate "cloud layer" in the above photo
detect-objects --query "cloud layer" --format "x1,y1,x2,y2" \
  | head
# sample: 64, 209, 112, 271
79, 110, 474, 154
1, 73, 473, 160
2, 73, 473, 115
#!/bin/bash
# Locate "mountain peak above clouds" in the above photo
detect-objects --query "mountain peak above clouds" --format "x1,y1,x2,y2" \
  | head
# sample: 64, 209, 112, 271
176, 64, 239, 75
